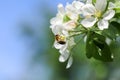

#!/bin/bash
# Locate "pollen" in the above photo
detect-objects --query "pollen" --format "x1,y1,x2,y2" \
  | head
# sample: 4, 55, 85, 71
60, 35, 65, 41
95, 10, 102, 18
55, 35, 66, 42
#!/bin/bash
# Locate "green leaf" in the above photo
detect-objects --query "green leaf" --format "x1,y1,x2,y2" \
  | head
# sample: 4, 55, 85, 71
115, 8, 120, 14
86, 32, 95, 58
86, 31, 101, 59
102, 26, 116, 40
86, 32, 113, 62
114, 13, 120, 19
86, 42, 93, 58
93, 39, 113, 62
114, 2, 120, 15
111, 22, 120, 34
63, 15, 71, 23
93, 33, 113, 62
102, 21, 120, 40
92, 0, 96, 3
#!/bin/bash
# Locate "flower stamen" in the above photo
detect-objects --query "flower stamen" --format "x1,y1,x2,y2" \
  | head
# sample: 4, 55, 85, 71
95, 10, 102, 18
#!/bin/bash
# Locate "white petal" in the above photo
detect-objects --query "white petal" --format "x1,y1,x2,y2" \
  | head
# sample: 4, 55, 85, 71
105, 38, 112, 45
66, 3, 74, 12
86, 0, 92, 4
59, 55, 66, 62
81, 17, 97, 28
65, 5, 79, 20
108, 2, 115, 9
66, 56, 73, 69
82, 4, 96, 16
64, 21, 77, 30
58, 4, 65, 15
51, 25, 56, 35
84, 35, 87, 42
72, 1, 84, 10
95, 0, 107, 12
50, 17, 56, 25
59, 44, 68, 55
68, 13, 78, 21
50, 25, 54, 29
97, 19, 109, 30
103, 10, 115, 20
54, 41, 64, 49
50, 17, 61, 25
62, 30, 69, 36
59, 51, 70, 62
51, 25, 63, 35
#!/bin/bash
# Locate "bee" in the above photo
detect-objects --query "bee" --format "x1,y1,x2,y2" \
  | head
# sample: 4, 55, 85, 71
55, 34, 66, 44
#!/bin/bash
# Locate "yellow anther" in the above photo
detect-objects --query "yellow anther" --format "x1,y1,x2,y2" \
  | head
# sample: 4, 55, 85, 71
95, 10, 102, 18
55, 35, 65, 42
60, 35, 65, 41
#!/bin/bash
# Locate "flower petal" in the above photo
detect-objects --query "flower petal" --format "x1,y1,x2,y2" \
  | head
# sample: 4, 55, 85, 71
66, 56, 73, 69
95, 0, 107, 12
86, 0, 92, 4
81, 17, 97, 28
64, 20, 77, 30
50, 17, 62, 25
72, 1, 84, 10
103, 10, 115, 20
50, 17, 56, 25
54, 41, 64, 49
105, 37, 112, 45
58, 4, 65, 15
51, 25, 63, 35
82, 4, 96, 16
59, 50, 70, 62
83, 35, 87, 42
66, 3, 74, 12
97, 19, 108, 30
59, 43, 68, 54
62, 30, 69, 36
65, 3, 79, 20
108, 2, 115, 9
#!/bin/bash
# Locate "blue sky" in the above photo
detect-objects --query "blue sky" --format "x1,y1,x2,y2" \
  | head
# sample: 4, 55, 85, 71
0, 0, 73, 80
0, 0, 38, 79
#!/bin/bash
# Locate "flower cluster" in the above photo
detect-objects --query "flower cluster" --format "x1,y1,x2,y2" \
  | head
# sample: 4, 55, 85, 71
50, 1, 82, 68
50, 0, 120, 68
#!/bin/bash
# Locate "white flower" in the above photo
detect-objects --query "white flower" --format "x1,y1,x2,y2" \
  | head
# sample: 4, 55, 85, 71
57, 37, 75, 69
66, 1, 84, 19
52, 24, 75, 68
81, 0, 115, 30
53, 28, 75, 68
50, 9, 76, 68
50, 1, 92, 68
50, 1, 84, 31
